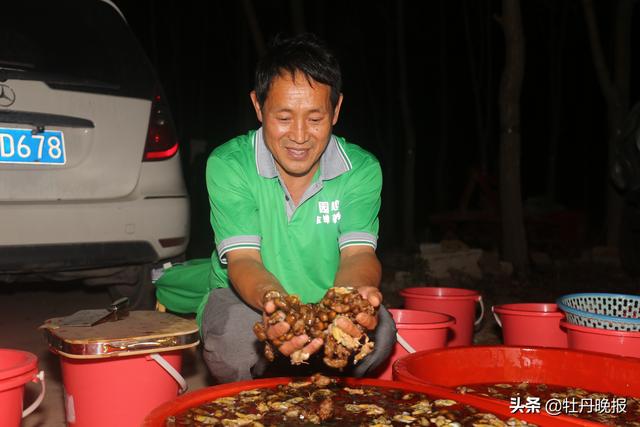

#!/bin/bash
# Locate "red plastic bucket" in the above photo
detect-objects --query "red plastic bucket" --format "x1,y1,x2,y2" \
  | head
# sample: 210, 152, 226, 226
0, 349, 45, 427
400, 287, 483, 346
561, 320, 640, 358
373, 309, 455, 380
492, 303, 568, 347
42, 311, 199, 427
60, 351, 184, 427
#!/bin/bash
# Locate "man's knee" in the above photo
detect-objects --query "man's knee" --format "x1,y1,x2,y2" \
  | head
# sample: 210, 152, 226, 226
201, 288, 263, 383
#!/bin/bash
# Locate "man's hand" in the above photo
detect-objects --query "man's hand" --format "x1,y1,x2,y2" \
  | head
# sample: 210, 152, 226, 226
333, 285, 382, 339
263, 297, 323, 358
333, 246, 382, 333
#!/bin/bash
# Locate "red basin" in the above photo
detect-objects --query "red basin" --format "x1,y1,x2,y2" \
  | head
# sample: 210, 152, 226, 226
142, 376, 564, 426
393, 345, 640, 426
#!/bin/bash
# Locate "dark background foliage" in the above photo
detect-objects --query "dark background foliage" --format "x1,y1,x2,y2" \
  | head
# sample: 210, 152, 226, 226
113, 0, 639, 260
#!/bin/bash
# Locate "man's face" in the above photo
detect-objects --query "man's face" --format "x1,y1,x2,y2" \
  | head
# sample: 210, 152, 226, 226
251, 71, 343, 181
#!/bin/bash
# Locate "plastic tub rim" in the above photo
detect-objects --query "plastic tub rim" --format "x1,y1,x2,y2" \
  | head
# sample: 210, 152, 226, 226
401, 286, 480, 295
560, 319, 640, 337
493, 303, 565, 318
389, 308, 456, 330
400, 287, 482, 301
0, 349, 38, 381
392, 344, 640, 388
493, 302, 561, 311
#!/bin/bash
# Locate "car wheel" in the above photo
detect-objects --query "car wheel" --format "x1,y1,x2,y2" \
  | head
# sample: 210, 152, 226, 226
107, 264, 157, 310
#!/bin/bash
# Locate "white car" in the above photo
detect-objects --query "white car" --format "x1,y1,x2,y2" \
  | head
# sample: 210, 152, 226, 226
0, 0, 190, 308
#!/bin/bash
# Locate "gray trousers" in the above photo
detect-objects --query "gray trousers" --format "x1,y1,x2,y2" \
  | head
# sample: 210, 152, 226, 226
201, 287, 397, 384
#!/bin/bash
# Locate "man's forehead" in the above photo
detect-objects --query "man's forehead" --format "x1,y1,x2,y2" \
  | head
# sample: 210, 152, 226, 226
264, 70, 332, 110
273, 69, 323, 90
272, 106, 325, 113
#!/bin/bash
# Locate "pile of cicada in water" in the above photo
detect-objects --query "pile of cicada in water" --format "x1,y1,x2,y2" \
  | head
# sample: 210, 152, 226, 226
166, 374, 537, 427
253, 287, 376, 368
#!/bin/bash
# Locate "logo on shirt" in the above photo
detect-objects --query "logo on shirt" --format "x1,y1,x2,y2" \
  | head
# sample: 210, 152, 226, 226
316, 200, 341, 224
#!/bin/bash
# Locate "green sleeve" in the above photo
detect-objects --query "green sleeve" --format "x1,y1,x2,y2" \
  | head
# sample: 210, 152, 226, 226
206, 152, 261, 262
338, 157, 381, 250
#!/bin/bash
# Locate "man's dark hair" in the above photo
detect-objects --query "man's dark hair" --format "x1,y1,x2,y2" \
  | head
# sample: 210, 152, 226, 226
254, 33, 342, 108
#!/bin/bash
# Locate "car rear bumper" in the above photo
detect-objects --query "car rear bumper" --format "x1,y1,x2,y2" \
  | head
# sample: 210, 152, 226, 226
1, 195, 190, 272
0, 241, 157, 272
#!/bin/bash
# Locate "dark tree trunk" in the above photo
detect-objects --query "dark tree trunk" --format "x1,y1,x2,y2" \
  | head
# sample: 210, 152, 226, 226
463, 0, 485, 172
582, 0, 635, 247
313, 1, 326, 38
483, 1, 495, 175
434, 0, 449, 212
198, 2, 214, 138
289, 0, 306, 35
241, 0, 266, 57
462, 0, 495, 175
350, 6, 384, 160
546, 2, 569, 202
238, 5, 253, 129
498, 0, 529, 273
396, 0, 417, 251
383, 7, 398, 246
147, 0, 158, 67
169, 8, 184, 138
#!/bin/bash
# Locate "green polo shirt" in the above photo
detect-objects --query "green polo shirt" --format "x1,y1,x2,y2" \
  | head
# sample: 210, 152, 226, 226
204, 128, 381, 310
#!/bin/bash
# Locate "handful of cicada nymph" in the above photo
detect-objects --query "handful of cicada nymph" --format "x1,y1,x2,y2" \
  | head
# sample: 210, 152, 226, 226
253, 287, 377, 369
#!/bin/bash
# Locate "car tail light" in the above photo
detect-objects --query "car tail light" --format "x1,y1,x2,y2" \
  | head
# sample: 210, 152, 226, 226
143, 89, 179, 161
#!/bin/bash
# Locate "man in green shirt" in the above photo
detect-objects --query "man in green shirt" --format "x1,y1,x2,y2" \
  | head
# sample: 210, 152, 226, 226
201, 33, 396, 384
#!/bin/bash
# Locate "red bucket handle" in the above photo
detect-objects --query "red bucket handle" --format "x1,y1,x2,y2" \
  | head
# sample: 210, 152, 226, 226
475, 296, 484, 327
149, 353, 188, 394
396, 333, 416, 353
23, 370, 45, 418
491, 305, 503, 328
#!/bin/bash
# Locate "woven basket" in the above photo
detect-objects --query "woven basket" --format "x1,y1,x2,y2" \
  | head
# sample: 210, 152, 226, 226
556, 292, 640, 332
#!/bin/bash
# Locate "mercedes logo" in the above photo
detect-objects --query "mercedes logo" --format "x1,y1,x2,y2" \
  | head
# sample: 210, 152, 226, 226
0, 84, 16, 107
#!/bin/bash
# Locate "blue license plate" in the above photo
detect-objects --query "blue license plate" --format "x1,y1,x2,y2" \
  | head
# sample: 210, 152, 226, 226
0, 127, 66, 165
